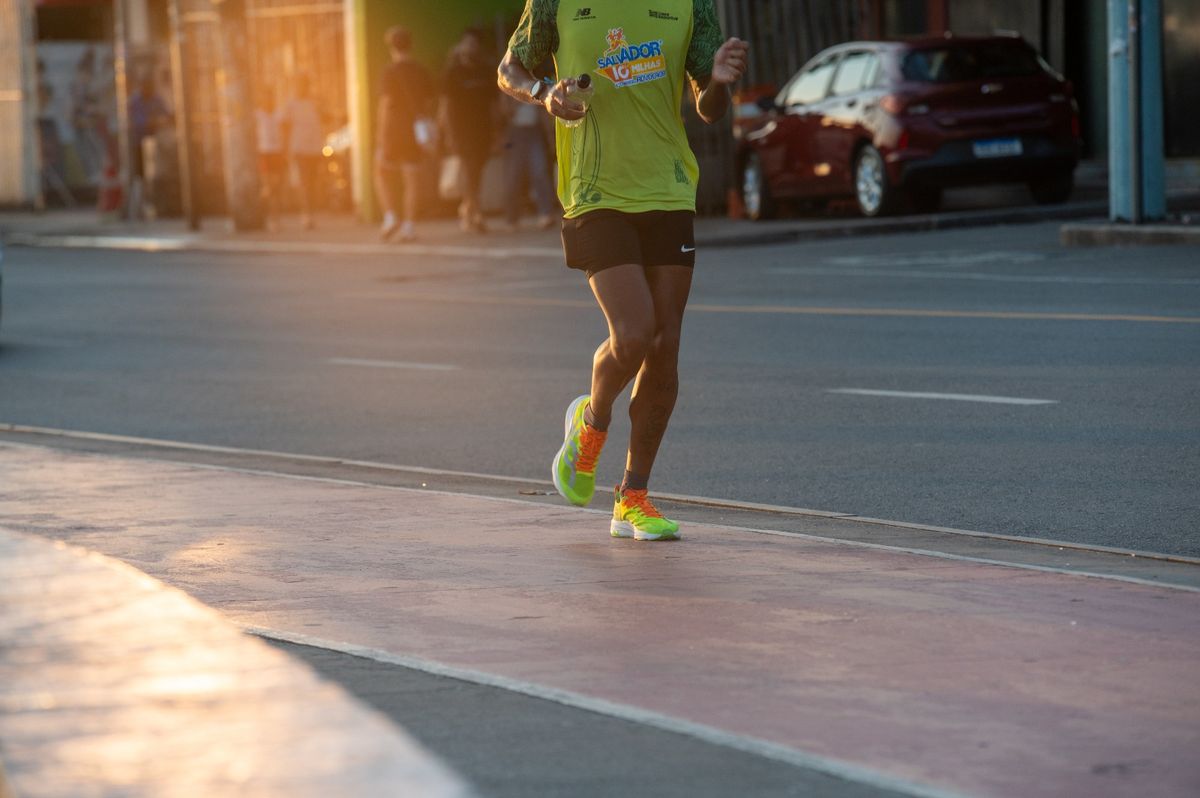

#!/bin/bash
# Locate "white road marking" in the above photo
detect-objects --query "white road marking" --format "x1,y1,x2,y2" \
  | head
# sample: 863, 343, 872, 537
340, 291, 1200, 324
245, 626, 974, 798
829, 389, 1058, 406
327, 357, 459, 372
769, 265, 1200, 286
827, 250, 1047, 267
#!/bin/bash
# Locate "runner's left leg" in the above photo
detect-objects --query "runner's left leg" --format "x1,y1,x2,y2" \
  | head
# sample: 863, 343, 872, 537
626, 264, 693, 479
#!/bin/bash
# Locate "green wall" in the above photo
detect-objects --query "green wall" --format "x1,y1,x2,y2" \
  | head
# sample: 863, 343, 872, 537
352, 0, 522, 218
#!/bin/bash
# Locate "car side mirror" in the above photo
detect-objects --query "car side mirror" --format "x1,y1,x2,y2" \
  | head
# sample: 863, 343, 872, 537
756, 95, 777, 112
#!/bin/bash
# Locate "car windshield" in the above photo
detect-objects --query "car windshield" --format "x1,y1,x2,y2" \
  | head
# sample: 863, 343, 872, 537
902, 44, 1041, 83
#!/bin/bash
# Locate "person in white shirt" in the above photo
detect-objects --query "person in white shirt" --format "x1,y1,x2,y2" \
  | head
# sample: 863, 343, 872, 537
280, 74, 325, 230
254, 87, 284, 231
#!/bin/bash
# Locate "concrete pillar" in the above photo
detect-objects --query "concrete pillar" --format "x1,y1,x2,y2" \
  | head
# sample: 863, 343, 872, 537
0, 0, 40, 207
345, 0, 373, 221
212, 0, 263, 231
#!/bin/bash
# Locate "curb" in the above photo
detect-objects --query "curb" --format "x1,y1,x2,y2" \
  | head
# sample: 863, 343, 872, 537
4, 421, 1199, 570
695, 199, 1114, 248
1060, 221, 1200, 246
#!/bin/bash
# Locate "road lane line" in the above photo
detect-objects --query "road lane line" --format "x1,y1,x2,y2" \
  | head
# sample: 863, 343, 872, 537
4, 423, 1199, 569
244, 625, 972, 798
342, 291, 1200, 324
828, 389, 1058, 405
327, 358, 459, 372
768, 266, 1200, 286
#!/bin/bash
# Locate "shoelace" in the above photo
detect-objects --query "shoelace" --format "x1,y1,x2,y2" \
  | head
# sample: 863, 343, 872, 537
575, 425, 607, 473
620, 488, 664, 518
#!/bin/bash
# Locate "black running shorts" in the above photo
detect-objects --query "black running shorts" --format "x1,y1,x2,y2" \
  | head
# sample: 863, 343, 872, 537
561, 209, 696, 278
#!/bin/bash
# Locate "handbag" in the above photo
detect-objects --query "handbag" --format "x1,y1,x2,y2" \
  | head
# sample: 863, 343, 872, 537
438, 156, 462, 202
413, 116, 437, 153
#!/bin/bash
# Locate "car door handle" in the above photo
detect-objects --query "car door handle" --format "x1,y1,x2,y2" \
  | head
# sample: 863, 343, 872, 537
845, 99, 858, 108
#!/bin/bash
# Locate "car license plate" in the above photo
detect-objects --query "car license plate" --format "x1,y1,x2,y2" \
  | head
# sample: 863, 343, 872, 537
972, 138, 1023, 158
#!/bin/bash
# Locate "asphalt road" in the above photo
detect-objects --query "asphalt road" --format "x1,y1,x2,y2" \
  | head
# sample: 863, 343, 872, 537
1, 221, 1197, 554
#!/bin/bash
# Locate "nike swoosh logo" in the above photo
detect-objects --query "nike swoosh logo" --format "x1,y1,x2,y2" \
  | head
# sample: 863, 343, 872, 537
680, 246, 696, 253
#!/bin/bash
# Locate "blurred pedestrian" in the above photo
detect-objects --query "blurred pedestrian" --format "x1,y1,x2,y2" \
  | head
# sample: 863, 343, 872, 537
280, 73, 324, 230
375, 25, 434, 243
502, 86, 556, 231
255, 87, 285, 232
442, 28, 497, 234
127, 72, 171, 219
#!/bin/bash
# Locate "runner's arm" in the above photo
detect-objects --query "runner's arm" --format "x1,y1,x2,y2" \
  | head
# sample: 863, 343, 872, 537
686, 0, 747, 124
691, 38, 749, 124
497, 0, 583, 121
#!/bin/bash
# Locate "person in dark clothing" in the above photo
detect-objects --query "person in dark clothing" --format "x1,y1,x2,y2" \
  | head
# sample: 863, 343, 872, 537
376, 25, 434, 242
442, 28, 498, 233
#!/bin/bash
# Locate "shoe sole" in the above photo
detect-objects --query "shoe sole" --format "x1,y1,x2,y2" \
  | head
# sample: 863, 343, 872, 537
551, 395, 591, 506
611, 519, 681, 541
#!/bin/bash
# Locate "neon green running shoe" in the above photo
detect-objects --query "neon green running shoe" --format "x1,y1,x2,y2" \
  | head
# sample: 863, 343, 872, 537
611, 486, 681, 541
551, 395, 607, 507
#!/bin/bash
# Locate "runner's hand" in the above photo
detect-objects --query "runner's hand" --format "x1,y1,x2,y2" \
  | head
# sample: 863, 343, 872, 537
543, 78, 587, 121
711, 38, 749, 86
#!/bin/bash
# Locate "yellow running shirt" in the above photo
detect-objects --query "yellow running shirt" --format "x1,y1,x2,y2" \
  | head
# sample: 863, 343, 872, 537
509, 0, 724, 218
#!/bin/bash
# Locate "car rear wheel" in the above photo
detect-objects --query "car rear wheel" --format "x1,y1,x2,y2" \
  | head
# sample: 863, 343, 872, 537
1029, 173, 1074, 205
742, 153, 776, 221
854, 145, 895, 217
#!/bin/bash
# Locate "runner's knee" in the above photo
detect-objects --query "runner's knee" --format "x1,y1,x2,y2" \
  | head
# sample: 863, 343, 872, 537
650, 327, 682, 361
611, 323, 653, 368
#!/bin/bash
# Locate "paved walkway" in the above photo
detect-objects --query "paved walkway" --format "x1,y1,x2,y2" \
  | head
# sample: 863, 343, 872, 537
0, 525, 471, 797
3, 160, 1198, 256
1, 440, 1197, 798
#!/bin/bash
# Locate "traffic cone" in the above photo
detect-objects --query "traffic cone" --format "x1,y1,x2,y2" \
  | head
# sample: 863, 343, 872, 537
97, 154, 123, 217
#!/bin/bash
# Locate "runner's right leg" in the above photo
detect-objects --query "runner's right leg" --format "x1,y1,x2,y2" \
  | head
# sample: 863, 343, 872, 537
587, 264, 655, 429
551, 264, 652, 507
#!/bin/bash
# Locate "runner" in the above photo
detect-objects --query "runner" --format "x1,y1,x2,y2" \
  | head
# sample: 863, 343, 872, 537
498, 1, 747, 540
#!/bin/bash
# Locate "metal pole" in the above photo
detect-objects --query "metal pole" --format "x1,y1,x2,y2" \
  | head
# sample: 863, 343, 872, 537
167, 0, 198, 229
1128, 0, 1141, 224
113, 0, 134, 219
1138, 0, 1166, 220
1107, 0, 1132, 222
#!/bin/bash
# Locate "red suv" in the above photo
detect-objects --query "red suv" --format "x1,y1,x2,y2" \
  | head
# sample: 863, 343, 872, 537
739, 35, 1081, 218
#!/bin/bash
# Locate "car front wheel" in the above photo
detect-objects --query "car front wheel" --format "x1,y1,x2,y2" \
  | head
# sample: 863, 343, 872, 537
854, 145, 895, 217
742, 153, 776, 221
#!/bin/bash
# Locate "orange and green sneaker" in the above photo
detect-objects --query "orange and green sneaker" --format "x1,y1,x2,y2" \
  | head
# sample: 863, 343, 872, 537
551, 395, 607, 507
611, 486, 681, 541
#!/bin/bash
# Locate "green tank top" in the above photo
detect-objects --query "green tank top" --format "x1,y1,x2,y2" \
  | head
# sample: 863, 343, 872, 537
509, 0, 724, 218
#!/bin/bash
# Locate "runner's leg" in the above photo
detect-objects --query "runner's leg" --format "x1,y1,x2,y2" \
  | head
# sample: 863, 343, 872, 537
626, 264, 692, 477
587, 264, 655, 430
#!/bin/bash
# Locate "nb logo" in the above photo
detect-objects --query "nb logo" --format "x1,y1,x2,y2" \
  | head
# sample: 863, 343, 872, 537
575, 7, 594, 19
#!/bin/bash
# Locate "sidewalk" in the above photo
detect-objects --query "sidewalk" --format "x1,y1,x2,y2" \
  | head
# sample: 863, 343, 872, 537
1, 439, 1197, 798
0, 525, 472, 798
3, 161, 1198, 256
